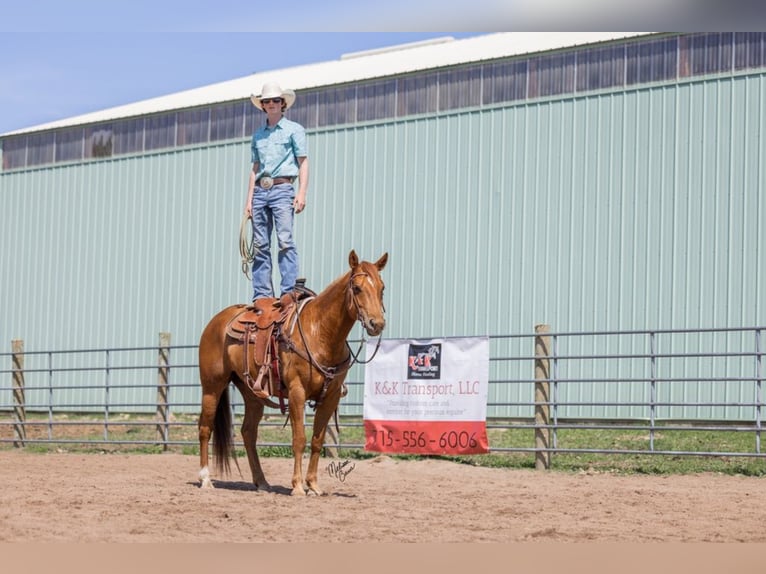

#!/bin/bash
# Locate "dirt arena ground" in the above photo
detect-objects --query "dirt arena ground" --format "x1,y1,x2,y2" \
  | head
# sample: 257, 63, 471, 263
0, 450, 764, 543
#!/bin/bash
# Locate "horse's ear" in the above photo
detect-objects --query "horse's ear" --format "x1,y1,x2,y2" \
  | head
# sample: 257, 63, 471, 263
349, 250, 359, 268
375, 252, 388, 271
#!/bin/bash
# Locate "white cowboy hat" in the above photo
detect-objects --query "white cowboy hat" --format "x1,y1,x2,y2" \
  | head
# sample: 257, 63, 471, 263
250, 81, 296, 110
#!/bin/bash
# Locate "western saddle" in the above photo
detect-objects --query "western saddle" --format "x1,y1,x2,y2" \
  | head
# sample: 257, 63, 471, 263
224, 280, 316, 410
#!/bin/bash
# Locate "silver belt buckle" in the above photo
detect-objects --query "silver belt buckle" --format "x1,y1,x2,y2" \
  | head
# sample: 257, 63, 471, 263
260, 173, 274, 190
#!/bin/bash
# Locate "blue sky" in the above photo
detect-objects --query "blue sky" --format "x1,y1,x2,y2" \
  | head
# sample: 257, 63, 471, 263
0, 1, 755, 135
0, 0, 516, 134
0, 32, 486, 135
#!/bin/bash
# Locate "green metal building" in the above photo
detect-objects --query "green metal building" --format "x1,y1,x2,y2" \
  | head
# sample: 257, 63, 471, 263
2, 32, 764, 418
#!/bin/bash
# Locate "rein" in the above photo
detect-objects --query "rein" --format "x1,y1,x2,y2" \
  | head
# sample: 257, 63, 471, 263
347, 333, 383, 365
292, 299, 352, 381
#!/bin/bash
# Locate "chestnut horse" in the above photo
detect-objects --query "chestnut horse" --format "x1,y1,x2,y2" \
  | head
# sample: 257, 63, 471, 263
197, 250, 388, 495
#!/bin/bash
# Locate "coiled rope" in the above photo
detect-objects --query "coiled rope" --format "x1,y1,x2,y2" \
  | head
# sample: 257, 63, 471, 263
239, 213, 253, 279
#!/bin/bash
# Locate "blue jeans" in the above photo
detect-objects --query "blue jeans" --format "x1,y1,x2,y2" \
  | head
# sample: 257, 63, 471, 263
251, 183, 298, 300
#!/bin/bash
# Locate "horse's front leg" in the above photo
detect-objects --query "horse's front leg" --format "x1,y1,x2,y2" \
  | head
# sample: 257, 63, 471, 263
287, 385, 307, 496
305, 393, 342, 495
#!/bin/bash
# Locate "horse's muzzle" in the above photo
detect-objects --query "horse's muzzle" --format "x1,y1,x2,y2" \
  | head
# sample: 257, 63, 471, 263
364, 316, 386, 337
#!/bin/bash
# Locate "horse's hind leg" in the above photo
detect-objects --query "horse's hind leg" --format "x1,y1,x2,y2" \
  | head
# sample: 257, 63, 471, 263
198, 387, 220, 489
241, 395, 269, 490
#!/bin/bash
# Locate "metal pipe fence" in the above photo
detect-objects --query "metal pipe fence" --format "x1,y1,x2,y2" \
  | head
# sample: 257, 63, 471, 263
1, 327, 764, 464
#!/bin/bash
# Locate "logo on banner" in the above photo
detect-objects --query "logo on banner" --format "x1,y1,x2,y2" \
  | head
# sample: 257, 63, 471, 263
407, 343, 441, 379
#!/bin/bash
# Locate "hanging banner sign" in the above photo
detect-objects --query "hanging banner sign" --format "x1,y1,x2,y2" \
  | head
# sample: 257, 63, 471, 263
363, 337, 489, 455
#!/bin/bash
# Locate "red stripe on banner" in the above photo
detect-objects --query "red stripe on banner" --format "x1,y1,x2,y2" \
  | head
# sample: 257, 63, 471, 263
364, 419, 489, 455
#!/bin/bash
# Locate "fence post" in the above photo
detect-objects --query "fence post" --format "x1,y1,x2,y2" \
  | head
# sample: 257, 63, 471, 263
12, 339, 26, 448
157, 332, 171, 451
756, 328, 762, 455
535, 325, 552, 470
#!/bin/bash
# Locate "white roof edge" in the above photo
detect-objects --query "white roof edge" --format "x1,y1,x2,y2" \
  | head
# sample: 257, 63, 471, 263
2, 32, 654, 137
340, 35, 456, 59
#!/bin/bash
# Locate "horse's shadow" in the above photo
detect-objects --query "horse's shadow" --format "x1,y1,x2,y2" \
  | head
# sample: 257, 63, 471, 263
186, 480, 356, 497
185, 480, 291, 495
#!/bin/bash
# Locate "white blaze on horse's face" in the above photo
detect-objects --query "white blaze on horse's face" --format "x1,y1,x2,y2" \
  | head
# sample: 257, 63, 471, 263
348, 251, 388, 337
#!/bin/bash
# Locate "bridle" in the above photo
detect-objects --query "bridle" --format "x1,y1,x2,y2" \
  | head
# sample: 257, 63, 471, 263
345, 270, 385, 364
281, 269, 385, 408
348, 270, 386, 330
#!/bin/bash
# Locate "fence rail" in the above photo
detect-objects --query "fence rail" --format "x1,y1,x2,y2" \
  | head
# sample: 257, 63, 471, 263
1, 326, 764, 467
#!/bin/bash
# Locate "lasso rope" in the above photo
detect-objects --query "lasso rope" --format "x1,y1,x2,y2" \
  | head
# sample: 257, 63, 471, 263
239, 213, 253, 279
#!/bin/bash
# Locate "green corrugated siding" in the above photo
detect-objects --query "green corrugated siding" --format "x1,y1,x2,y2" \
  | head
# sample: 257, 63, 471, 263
2, 73, 765, 419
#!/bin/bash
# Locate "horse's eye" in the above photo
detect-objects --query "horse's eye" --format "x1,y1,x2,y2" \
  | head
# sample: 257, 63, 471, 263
353, 284, 362, 295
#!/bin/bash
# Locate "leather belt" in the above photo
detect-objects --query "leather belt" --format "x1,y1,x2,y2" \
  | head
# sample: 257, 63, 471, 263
257, 176, 294, 187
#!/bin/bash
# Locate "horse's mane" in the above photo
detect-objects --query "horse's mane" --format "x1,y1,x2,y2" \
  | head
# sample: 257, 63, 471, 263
312, 259, 380, 305
313, 269, 351, 303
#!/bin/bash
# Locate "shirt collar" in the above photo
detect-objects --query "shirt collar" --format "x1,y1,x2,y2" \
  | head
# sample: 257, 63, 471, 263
266, 116, 286, 131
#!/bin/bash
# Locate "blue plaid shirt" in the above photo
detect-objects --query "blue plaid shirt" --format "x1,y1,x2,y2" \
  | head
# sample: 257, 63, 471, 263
250, 117, 308, 179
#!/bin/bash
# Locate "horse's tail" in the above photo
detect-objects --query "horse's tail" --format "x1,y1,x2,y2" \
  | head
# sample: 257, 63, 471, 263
213, 385, 233, 476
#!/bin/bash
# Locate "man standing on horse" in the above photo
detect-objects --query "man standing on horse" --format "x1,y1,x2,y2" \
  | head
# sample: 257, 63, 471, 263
245, 81, 309, 302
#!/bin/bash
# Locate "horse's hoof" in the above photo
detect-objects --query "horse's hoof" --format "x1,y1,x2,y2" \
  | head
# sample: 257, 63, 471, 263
306, 482, 324, 496
255, 481, 271, 492
291, 486, 306, 496
199, 467, 214, 489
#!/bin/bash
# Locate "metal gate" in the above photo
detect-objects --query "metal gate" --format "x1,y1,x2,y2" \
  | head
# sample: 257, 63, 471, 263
1, 326, 763, 461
